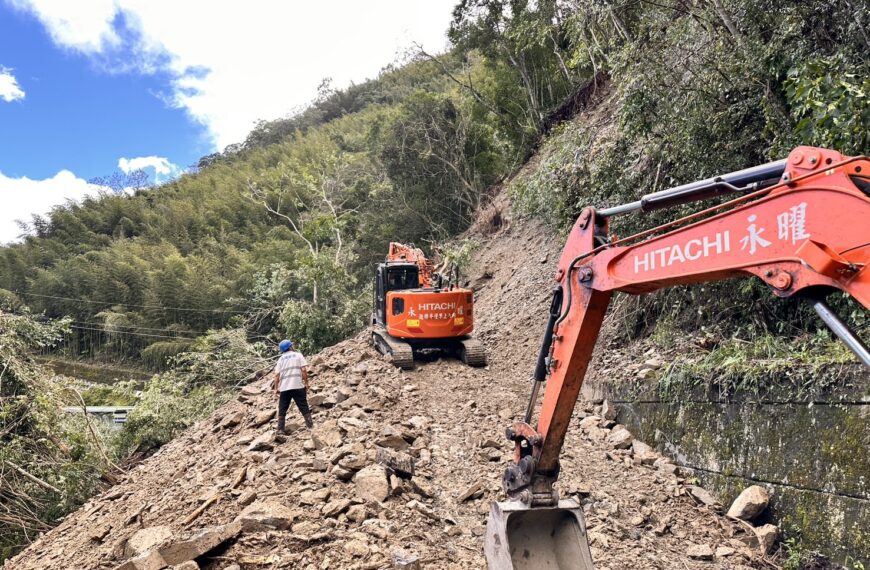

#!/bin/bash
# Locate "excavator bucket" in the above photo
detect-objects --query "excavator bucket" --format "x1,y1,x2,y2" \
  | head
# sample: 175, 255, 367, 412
484, 500, 595, 570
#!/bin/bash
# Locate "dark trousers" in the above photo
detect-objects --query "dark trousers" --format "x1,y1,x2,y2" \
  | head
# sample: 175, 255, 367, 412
277, 388, 312, 429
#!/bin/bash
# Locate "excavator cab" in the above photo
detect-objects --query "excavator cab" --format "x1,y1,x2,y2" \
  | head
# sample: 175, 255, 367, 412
373, 263, 420, 327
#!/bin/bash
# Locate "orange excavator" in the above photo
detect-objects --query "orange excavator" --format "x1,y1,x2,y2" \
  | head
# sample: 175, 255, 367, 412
372, 242, 486, 369
485, 146, 870, 569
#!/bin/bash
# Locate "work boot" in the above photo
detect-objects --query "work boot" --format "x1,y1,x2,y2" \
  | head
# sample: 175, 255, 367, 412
303, 413, 314, 430
276, 414, 286, 435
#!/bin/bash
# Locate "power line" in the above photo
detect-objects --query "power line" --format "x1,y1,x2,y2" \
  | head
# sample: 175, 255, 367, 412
68, 325, 197, 341
71, 321, 208, 335
15, 291, 248, 314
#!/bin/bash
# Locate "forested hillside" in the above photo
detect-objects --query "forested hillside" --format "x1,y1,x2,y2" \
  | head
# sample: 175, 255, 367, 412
0, 0, 867, 564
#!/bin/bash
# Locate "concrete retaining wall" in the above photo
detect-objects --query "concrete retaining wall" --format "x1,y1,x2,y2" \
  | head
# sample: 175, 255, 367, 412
583, 363, 869, 565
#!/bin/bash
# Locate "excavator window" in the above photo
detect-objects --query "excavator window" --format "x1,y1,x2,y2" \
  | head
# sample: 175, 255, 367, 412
385, 266, 419, 291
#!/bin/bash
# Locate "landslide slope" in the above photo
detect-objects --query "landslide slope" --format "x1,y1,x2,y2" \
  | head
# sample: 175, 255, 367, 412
7, 199, 776, 570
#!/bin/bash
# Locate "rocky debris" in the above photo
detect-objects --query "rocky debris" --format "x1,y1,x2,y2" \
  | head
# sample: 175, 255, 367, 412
716, 546, 736, 557
7, 216, 772, 570
115, 521, 241, 570
687, 544, 715, 560
727, 485, 770, 520
392, 550, 421, 568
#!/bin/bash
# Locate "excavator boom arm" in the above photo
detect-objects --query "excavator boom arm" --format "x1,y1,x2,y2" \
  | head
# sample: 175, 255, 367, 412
504, 146, 870, 500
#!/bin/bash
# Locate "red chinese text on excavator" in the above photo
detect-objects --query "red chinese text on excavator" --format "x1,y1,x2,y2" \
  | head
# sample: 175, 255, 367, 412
485, 146, 870, 570
371, 242, 486, 369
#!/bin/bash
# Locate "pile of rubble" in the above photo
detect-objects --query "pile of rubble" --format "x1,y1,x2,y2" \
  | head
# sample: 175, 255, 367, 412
7, 219, 783, 570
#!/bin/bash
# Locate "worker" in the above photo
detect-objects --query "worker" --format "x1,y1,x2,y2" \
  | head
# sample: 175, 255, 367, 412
273, 339, 313, 433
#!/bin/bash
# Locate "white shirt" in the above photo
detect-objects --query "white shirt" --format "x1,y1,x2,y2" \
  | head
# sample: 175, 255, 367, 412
275, 351, 308, 391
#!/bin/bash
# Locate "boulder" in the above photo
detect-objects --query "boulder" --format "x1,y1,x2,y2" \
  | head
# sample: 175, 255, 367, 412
125, 526, 173, 558
606, 426, 633, 449
458, 482, 483, 502
113, 550, 167, 570
237, 501, 299, 531
354, 464, 390, 503
754, 524, 778, 553
158, 521, 242, 566
726, 485, 769, 520
375, 447, 415, 478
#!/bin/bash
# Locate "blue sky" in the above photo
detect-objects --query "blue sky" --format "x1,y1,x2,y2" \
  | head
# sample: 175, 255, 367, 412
0, 6, 206, 180
0, 0, 455, 243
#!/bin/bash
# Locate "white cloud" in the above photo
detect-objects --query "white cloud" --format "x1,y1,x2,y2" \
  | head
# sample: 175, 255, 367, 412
9, 0, 456, 149
0, 170, 107, 243
118, 155, 179, 182
7, 0, 120, 54
0, 67, 25, 102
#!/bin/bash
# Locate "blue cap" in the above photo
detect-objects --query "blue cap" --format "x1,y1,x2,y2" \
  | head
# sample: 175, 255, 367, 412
279, 339, 293, 353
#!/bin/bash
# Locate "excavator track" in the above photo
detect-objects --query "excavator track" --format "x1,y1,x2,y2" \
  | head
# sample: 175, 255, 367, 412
372, 329, 415, 370
459, 337, 487, 367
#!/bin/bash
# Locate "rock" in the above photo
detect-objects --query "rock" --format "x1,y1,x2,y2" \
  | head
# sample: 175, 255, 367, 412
353, 362, 369, 375
311, 421, 343, 448
687, 485, 719, 507
376, 434, 410, 451
715, 546, 735, 557
653, 457, 677, 474
113, 550, 167, 570
686, 544, 714, 560
354, 464, 390, 503
250, 409, 275, 428
631, 440, 657, 465
332, 466, 354, 481
601, 399, 617, 421
409, 478, 434, 499
241, 383, 264, 397
578, 416, 601, 431
754, 524, 778, 553
246, 433, 274, 452
89, 525, 111, 542
343, 539, 370, 557
322, 499, 352, 518
222, 566, 241, 570
158, 521, 242, 566
338, 454, 368, 471
606, 426, 633, 449
376, 447, 415, 478
172, 562, 199, 570
392, 550, 421, 569
235, 434, 254, 446
347, 504, 367, 523
125, 526, 173, 558
219, 411, 244, 430
458, 482, 483, 502
237, 501, 299, 531
726, 485, 769, 520
237, 490, 257, 507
